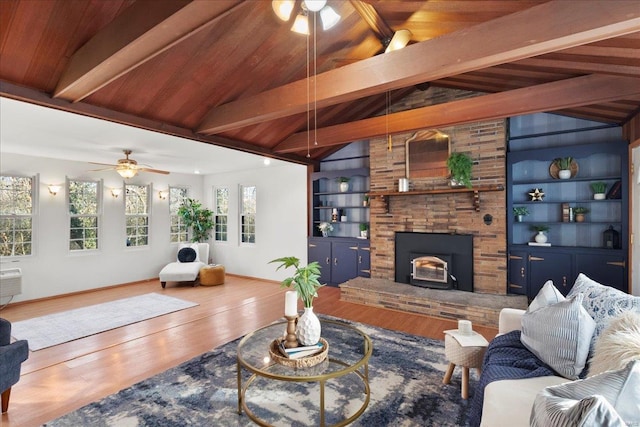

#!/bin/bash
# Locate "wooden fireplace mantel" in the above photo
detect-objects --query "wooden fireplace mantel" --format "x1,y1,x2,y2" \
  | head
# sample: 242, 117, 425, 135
369, 184, 504, 213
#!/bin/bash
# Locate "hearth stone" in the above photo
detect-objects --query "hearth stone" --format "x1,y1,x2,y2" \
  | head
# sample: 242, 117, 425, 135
340, 277, 528, 327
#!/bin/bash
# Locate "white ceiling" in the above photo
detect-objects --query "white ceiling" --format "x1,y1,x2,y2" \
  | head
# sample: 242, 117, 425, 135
0, 97, 289, 175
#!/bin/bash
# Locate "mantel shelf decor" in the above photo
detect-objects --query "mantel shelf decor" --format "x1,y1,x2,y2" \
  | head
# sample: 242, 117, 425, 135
369, 184, 504, 213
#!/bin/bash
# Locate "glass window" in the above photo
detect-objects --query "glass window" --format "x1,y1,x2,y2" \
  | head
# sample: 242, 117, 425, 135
125, 184, 149, 247
0, 175, 33, 256
214, 187, 229, 242
169, 187, 188, 243
240, 185, 256, 244
68, 180, 99, 251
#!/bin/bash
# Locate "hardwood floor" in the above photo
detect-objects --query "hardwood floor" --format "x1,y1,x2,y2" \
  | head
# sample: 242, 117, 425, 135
0, 276, 497, 427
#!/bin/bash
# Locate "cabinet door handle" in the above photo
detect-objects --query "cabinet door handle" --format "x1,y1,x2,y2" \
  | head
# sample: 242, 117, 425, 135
509, 284, 523, 289
562, 276, 567, 287
361, 269, 371, 273
520, 267, 525, 278
349, 246, 358, 250
606, 261, 626, 268
509, 255, 523, 260
309, 244, 316, 248
358, 255, 362, 264
325, 257, 330, 265
334, 258, 338, 266
529, 255, 544, 261
361, 247, 370, 251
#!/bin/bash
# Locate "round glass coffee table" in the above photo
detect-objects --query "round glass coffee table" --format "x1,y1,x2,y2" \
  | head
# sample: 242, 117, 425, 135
237, 318, 372, 426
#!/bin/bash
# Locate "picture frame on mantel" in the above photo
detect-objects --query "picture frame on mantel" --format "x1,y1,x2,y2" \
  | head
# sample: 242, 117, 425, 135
405, 129, 450, 179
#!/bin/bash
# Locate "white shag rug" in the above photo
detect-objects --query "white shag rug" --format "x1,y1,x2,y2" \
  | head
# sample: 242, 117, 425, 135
11, 293, 198, 351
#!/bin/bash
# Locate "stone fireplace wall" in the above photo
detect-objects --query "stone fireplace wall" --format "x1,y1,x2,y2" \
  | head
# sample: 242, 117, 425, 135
369, 87, 507, 294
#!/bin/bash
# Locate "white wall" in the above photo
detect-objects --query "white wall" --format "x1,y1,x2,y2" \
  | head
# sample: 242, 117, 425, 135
204, 162, 309, 281
1, 153, 308, 302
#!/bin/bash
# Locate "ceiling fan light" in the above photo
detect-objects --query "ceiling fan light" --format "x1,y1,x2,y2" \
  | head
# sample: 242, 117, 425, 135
320, 6, 340, 30
116, 165, 138, 179
291, 13, 310, 35
303, 0, 326, 12
385, 29, 412, 53
272, 0, 294, 21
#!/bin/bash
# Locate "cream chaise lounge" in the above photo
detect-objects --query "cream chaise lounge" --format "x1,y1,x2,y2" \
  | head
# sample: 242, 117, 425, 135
159, 243, 209, 288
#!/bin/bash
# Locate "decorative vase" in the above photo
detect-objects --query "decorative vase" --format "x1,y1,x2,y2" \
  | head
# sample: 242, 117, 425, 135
594, 193, 606, 200
535, 231, 547, 243
321, 230, 328, 237
515, 215, 523, 223
558, 169, 571, 179
339, 182, 349, 192
296, 306, 321, 345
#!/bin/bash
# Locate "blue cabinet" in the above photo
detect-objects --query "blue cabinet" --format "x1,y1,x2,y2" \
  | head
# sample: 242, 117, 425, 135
507, 140, 629, 297
308, 237, 370, 287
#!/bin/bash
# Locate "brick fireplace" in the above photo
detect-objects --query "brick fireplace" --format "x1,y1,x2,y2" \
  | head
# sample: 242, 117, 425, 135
367, 88, 508, 295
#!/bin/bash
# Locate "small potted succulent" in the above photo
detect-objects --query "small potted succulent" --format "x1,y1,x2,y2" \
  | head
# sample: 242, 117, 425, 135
359, 223, 368, 238
553, 156, 573, 179
590, 182, 607, 200
573, 207, 589, 222
446, 152, 473, 188
512, 206, 529, 222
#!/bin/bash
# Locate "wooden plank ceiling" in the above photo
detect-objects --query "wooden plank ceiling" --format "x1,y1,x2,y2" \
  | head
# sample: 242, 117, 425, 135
1, 0, 639, 166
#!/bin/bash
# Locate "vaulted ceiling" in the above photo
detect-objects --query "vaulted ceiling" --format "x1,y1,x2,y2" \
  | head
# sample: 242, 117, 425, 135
1, 0, 639, 168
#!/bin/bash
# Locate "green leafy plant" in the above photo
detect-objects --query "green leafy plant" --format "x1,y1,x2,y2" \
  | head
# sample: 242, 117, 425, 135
512, 207, 529, 216
359, 223, 368, 231
530, 224, 550, 232
270, 256, 324, 308
553, 156, 573, 170
177, 198, 214, 243
590, 182, 607, 194
337, 177, 350, 183
446, 152, 473, 188
573, 206, 589, 214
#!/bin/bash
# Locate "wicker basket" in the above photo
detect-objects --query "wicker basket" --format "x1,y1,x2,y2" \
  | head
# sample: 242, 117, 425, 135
269, 338, 329, 368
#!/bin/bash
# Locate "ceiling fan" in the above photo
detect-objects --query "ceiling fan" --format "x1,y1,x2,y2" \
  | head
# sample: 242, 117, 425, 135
90, 149, 170, 179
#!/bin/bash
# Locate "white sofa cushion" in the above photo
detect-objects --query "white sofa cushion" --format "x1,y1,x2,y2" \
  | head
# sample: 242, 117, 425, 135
528, 280, 565, 312
521, 293, 596, 380
530, 360, 640, 427
481, 376, 568, 427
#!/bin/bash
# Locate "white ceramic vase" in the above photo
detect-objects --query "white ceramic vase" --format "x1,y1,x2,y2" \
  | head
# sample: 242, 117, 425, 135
296, 306, 321, 345
594, 193, 606, 200
535, 231, 548, 243
558, 169, 571, 179
339, 182, 349, 192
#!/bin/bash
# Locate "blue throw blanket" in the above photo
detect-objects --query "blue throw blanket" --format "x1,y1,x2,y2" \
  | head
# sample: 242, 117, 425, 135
467, 330, 556, 427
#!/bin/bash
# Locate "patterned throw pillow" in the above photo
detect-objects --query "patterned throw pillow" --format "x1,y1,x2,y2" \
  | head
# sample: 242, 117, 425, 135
530, 360, 640, 427
521, 293, 596, 380
567, 273, 640, 344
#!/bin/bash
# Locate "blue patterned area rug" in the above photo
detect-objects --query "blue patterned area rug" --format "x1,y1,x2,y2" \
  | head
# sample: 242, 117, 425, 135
45, 317, 478, 426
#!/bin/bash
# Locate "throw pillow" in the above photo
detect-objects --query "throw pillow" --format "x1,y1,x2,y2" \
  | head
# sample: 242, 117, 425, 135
177, 247, 197, 263
177, 243, 200, 263
589, 311, 640, 377
521, 294, 596, 380
567, 273, 640, 344
530, 360, 640, 427
528, 280, 565, 313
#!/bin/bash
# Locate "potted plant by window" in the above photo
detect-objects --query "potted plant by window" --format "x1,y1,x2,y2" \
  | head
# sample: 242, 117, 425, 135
530, 224, 550, 243
553, 157, 573, 179
446, 152, 473, 188
512, 207, 529, 223
337, 177, 350, 192
590, 182, 607, 200
270, 256, 324, 345
359, 223, 368, 238
177, 198, 214, 243
573, 207, 589, 222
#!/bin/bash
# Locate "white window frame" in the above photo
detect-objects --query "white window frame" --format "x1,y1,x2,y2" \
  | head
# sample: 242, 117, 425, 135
239, 184, 256, 244
0, 174, 35, 257
214, 186, 229, 242
125, 184, 149, 247
169, 187, 189, 243
67, 178, 101, 252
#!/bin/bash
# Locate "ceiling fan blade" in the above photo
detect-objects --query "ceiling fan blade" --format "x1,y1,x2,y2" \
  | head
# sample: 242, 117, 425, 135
138, 167, 170, 175
89, 161, 118, 167
89, 166, 117, 172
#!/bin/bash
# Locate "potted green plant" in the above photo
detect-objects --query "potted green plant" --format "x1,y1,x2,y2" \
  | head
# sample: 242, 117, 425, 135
177, 198, 214, 243
337, 177, 350, 192
446, 152, 473, 188
270, 256, 324, 345
573, 206, 589, 222
359, 223, 368, 238
512, 206, 529, 222
530, 224, 550, 244
363, 194, 369, 207
590, 182, 607, 200
553, 156, 573, 179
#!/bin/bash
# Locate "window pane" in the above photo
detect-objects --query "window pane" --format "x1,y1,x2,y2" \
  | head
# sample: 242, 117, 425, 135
68, 180, 99, 251
0, 176, 33, 256
215, 187, 229, 242
240, 185, 256, 244
125, 185, 149, 247
169, 187, 188, 243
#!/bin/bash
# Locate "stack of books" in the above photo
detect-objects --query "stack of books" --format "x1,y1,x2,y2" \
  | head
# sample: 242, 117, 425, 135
278, 341, 324, 359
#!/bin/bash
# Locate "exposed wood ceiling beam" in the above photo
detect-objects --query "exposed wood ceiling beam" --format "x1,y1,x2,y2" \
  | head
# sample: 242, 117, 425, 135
273, 75, 640, 153
1, 81, 314, 167
54, 0, 243, 102
349, 0, 394, 43
197, 0, 640, 134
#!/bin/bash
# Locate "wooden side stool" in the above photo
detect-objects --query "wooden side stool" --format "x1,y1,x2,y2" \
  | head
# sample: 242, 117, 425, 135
442, 332, 488, 399
199, 264, 225, 286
